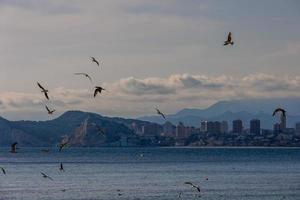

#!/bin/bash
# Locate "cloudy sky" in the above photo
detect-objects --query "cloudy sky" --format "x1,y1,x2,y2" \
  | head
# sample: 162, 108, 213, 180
0, 0, 300, 120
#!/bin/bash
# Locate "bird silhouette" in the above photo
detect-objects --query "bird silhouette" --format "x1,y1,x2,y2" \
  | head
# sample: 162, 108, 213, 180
58, 141, 68, 152
45, 105, 55, 115
224, 32, 234, 46
10, 142, 18, 153
90, 57, 100, 66
184, 182, 201, 193
272, 108, 286, 117
94, 86, 106, 97
37, 82, 49, 100
59, 163, 64, 172
0, 167, 6, 175
155, 108, 166, 120
74, 73, 92, 82
178, 192, 183, 199
41, 172, 53, 180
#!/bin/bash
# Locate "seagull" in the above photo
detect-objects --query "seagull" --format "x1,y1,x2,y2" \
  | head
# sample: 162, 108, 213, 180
184, 182, 201, 193
0, 167, 6, 175
58, 141, 68, 152
155, 108, 166, 120
37, 82, 49, 100
74, 73, 92, 82
10, 142, 18, 153
94, 86, 106, 97
178, 192, 182, 199
59, 163, 64, 172
45, 105, 55, 115
223, 32, 234, 46
272, 108, 286, 117
41, 172, 53, 180
90, 57, 100, 66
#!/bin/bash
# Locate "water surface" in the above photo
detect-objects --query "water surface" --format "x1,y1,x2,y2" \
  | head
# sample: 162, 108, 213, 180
0, 147, 299, 200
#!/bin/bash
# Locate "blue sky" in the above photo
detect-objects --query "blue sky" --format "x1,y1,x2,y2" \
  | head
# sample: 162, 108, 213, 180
0, 0, 300, 120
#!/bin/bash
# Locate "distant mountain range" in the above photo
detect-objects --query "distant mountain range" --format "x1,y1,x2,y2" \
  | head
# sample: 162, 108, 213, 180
138, 97, 300, 129
1, 97, 300, 147
0, 111, 157, 147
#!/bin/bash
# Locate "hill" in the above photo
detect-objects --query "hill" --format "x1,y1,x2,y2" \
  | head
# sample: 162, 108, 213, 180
139, 97, 300, 128
0, 111, 157, 147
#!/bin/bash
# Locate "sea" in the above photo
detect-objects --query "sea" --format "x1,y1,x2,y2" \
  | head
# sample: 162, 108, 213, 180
0, 147, 299, 200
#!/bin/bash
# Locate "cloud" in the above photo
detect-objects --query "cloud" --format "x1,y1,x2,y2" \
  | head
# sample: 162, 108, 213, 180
1, 73, 300, 120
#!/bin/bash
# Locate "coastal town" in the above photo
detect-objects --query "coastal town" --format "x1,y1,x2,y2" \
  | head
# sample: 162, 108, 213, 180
125, 112, 300, 147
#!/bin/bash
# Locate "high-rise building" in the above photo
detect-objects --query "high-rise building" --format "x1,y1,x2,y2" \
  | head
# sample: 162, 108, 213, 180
295, 122, 300, 135
273, 123, 281, 134
250, 119, 261, 135
200, 121, 208, 132
213, 121, 221, 134
142, 123, 160, 136
221, 121, 229, 134
280, 114, 287, 131
232, 119, 243, 134
207, 121, 221, 134
176, 122, 186, 139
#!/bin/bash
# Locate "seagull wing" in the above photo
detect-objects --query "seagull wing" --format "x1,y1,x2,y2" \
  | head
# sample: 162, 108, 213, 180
0, 167, 6, 175
272, 109, 277, 116
155, 108, 160, 114
44, 92, 49, 100
184, 182, 193, 185
86, 74, 92, 82
37, 82, 45, 91
60, 163, 64, 171
74, 73, 85, 76
94, 88, 99, 97
91, 57, 100, 66
11, 142, 17, 152
45, 105, 50, 112
227, 32, 232, 42
95, 60, 99, 66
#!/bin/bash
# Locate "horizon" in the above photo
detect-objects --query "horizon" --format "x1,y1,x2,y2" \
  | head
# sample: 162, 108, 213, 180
1, 0, 300, 120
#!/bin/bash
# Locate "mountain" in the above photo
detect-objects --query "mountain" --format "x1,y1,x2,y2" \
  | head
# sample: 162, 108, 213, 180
138, 97, 300, 128
0, 111, 157, 147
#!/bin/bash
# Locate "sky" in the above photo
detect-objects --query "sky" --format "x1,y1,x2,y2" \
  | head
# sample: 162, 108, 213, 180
0, 0, 300, 120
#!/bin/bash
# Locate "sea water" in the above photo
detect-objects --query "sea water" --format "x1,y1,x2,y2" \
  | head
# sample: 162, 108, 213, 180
0, 147, 299, 200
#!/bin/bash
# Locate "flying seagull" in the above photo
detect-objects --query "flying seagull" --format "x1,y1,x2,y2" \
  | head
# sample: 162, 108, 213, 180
155, 108, 166, 120
178, 192, 182, 199
45, 105, 55, 115
0, 167, 6, 175
90, 57, 100, 66
10, 142, 18, 153
41, 172, 53, 180
224, 32, 234, 46
94, 86, 106, 97
37, 82, 49, 100
58, 141, 68, 152
184, 182, 201, 193
74, 73, 92, 82
272, 108, 286, 117
59, 163, 64, 172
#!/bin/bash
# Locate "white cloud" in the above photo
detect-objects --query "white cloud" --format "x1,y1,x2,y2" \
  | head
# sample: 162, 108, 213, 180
1, 73, 300, 120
